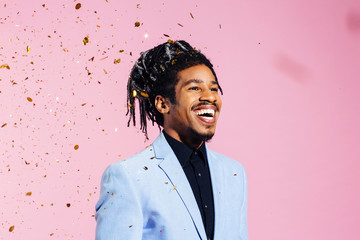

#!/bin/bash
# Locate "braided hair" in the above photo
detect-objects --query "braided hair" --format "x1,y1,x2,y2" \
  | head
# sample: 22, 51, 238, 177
126, 40, 223, 139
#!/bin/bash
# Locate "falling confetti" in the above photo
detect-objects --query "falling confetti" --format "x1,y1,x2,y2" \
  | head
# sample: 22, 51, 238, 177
27, 97, 33, 102
190, 12, 194, 19
140, 92, 148, 97
83, 36, 89, 45
0, 64, 10, 69
74, 145, 79, 150
134, 21, 140, 27
177, 23, 184, 27
132, 90, 137, 97
9, 226, 15, 232
26, 46, 30, 53
75, 3, 81, 9
163, 34, 170, 37
66, 203, 71, 207
26, 192, 32, 196
114, 58, 121, 64
1, 123, 7, 128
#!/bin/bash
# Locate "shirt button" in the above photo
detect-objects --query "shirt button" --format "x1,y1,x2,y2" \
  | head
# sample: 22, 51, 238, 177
204, 205, 208, 208
198, 173, 201, 177
194, 151, 198, 155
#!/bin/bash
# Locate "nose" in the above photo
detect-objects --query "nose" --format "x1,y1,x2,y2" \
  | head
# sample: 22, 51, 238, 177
199, 87, 217, 103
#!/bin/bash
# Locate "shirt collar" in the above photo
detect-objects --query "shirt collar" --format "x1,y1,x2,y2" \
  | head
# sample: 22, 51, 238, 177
163, 131, 207, 166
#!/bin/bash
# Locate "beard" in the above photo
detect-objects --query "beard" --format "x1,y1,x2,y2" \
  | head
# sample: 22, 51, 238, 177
189, 127, 215, 142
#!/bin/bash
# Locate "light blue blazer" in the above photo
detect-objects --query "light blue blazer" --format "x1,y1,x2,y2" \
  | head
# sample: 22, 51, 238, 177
95, 133, 247, 240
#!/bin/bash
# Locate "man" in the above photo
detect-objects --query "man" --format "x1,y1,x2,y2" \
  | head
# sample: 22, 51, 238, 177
95, 40, 248, 240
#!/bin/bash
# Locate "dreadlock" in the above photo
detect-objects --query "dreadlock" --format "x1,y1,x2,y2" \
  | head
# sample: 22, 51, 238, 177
126, 40, 223, 139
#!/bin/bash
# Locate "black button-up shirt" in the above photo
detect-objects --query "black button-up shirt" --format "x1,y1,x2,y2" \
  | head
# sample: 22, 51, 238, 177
163, 131, 214, 240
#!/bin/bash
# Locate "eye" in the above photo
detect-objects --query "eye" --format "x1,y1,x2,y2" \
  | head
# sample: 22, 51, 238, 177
211, 87, 219, 92
189, 86, 200, 91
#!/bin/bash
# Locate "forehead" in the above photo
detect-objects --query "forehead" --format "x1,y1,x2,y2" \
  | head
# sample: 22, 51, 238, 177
176, 64, 217, 87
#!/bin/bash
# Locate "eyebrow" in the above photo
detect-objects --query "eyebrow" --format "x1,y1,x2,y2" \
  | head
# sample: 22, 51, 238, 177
183, 79, 218, 87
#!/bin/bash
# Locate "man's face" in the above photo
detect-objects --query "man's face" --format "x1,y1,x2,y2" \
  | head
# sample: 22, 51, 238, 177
163, 64, 222, 146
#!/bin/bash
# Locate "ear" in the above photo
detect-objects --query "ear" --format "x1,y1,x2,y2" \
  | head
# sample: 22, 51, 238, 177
155, 95, 170, 114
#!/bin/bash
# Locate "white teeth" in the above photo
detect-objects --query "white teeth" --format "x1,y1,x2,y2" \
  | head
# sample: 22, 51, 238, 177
194, 109, 215, 117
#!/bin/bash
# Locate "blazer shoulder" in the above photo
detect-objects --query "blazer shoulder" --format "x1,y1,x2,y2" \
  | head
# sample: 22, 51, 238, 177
108, 145, 156, 170
207, 148, 246, 172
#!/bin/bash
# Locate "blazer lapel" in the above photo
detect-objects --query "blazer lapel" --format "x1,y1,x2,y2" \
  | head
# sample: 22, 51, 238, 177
153, 133, 207, 240
207, 148, 224, 240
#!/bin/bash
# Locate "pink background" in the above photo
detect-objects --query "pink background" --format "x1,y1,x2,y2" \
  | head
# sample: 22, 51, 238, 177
1, 0, 360, 239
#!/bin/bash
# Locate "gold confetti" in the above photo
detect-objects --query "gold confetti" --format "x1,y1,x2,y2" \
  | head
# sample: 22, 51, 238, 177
81, 103, 87, 106
132, 90, 137, 97
9, 225, 14, 232
119, 50, 124, 53
134, 21, 140, 27
114, 58, 121, 64
26, 46, 30, 53
177, 23, 184, 27
66, 203, 71, 207
100, 56, 108, 60
0, 64, 10, 69
26, 192, 32, 196
167, 39, 174, 44
75, 3, 81, 10
234, 173, 237, 176
50, 233, 54, 236
172, 185, 177, 191
1, 123, 7, 128
140, 92, 149, 97
144, 166, 148, 170
129, 225, 133, 228
27, 97, 33, 102
83, 36, 89, 45
190, 12, 194, 19
74, 145, 79, 150
163, 34, 170, 37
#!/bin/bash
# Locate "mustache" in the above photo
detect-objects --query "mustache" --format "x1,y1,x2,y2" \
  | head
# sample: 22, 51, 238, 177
192, 102, 219, 111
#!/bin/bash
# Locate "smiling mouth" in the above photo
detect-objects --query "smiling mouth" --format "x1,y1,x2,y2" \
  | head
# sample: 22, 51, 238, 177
193, 108, 216, 122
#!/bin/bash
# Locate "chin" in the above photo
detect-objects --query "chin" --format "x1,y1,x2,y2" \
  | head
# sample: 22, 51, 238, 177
189, 127, 215, 142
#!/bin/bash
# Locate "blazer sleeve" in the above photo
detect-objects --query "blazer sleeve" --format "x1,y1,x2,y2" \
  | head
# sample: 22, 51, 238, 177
95, 163, 143, 240
240, 166, 248, 240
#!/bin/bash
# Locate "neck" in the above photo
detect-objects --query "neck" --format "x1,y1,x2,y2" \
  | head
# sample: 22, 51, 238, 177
164, 129, 203, 150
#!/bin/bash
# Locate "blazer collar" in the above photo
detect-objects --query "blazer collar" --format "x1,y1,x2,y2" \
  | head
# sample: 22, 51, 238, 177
152, 132, 207, 240
206, 148, 223, 240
